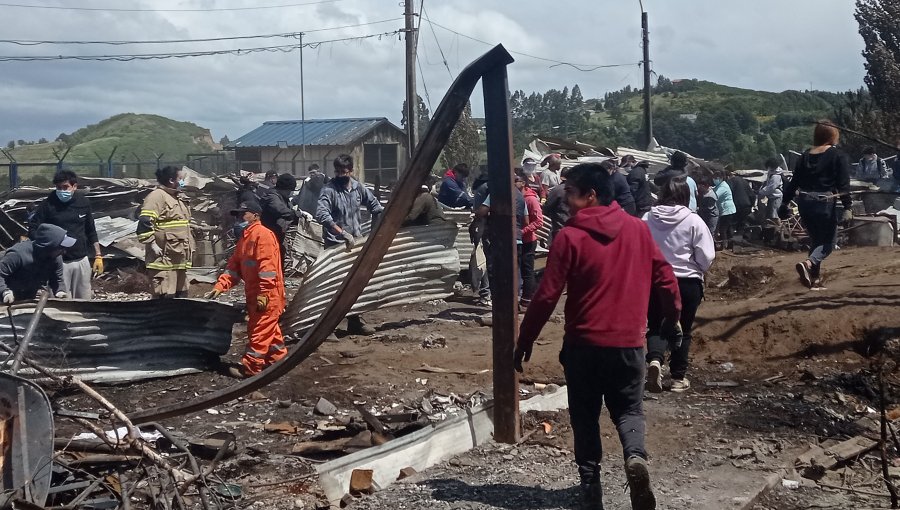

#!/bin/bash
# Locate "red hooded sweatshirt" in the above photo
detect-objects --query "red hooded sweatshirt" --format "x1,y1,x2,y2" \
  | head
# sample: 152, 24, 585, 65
518, 202, 681, 350
521, 186, 544, 244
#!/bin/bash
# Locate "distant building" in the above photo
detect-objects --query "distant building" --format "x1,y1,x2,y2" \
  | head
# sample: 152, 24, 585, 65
227, 117, 409, 184
679, 113, 698, 122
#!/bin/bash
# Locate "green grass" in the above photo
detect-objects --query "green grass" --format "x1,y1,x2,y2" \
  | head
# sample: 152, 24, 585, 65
1, 113, 216, 164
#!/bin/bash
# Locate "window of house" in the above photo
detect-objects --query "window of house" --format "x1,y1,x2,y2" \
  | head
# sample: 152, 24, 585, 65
235, 148, 262, 172
363, 144, 399, 186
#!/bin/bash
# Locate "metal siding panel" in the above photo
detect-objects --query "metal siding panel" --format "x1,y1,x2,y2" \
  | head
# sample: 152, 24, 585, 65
232, 118, 401, 148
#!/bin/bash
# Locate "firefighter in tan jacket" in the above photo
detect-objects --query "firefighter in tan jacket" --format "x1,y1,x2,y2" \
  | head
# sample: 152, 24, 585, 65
137, 166, 194, 298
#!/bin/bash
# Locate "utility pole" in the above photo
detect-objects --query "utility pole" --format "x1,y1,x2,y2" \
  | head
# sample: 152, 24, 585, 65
300, 32, 306, 174
641, 10, 653, 150
404, 0, 418, 158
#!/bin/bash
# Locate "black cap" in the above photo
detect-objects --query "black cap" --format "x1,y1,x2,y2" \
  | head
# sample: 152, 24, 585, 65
230, 199, 262, 216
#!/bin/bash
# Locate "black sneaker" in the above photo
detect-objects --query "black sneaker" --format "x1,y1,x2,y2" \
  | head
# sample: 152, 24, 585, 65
625, 456, 655, 510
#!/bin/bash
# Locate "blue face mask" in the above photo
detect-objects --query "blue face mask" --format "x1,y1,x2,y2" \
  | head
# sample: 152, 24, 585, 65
56, 190, 73, 202
177, 178, 186, 189
233, 220, 249, 238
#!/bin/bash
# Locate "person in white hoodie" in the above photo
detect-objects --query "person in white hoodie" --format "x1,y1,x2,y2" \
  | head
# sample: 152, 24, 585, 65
758, 157, 785, 221
642, 175, 715, 393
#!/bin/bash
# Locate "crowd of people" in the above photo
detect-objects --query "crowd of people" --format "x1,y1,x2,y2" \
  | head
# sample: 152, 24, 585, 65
507, 120, 855, 510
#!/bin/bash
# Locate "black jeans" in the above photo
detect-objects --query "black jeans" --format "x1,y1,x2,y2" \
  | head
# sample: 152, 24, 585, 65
647, 277, 703, 380
717, 214, 734, 242
797, 195, 839, 274
560, 344, 647, 485
518, 241, 537, 301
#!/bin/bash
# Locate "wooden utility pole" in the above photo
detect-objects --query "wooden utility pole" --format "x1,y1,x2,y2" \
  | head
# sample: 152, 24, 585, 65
483, 63, 520, 444
404, 0, 419, 158
641, 10, 653, 150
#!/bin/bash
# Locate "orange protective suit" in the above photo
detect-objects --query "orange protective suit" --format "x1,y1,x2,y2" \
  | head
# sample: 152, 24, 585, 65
213, 221, 287, 375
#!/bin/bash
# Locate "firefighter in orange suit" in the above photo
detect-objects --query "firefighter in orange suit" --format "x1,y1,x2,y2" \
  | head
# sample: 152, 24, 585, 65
205, 200, 287, 378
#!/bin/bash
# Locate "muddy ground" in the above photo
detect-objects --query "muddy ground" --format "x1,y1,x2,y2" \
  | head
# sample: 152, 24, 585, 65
53, 244, 900, 509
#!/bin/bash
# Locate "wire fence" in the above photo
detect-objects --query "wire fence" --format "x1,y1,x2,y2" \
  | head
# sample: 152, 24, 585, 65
0, 155, 242, 190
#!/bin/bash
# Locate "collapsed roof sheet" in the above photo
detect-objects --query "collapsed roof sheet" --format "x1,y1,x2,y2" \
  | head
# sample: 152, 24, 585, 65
0, 298, 241, 383
281, 221, 460, 333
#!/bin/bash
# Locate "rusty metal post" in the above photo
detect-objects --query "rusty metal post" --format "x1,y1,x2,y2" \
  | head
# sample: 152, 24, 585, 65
482, 63, 520, 443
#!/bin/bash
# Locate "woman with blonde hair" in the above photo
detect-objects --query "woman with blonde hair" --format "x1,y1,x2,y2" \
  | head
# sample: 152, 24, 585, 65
780, 121, 852, 289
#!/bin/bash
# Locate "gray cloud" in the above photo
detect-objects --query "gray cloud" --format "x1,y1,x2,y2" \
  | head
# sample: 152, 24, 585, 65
0, 0, 866, 146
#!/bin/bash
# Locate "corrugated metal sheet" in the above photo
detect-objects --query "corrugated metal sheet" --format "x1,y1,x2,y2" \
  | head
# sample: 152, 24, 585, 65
281, 222, 460, 333
440, 207, 474, 266
94, 216, 137, 247
230, 118, 402, 148
0, 299, 241, 383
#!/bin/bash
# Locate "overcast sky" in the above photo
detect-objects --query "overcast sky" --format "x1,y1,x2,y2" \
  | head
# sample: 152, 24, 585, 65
0, 0, 865, 146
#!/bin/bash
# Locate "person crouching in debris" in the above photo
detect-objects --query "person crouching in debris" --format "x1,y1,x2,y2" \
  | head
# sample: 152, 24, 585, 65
206, 200, 286, 378
780, 121, 853, 289
315, 154, 384, 336
403, 180, 446, 227
137, 166, 194, 298
0, 224, 75, 303
514, 162, 681, 510
643, 175, 714, 394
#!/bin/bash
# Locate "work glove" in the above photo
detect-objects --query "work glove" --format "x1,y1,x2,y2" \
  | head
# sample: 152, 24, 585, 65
663, 320, 684, 350
340, 231, 355, 250
150, 243, 164, 258
2, 290, 14, 304
204, 289, 223, 300
92, 256, 104, 275
256, 295, 269, 313
777, 203, 791, 220
55, 291, 68, 299
513, 343, 532, 373
841, 209, 853, 226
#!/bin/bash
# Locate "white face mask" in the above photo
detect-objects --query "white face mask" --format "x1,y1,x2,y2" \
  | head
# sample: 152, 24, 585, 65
522, 162, 537, 175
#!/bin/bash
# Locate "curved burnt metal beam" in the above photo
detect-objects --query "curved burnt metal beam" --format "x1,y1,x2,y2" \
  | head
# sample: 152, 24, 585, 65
129, 44, 515, 423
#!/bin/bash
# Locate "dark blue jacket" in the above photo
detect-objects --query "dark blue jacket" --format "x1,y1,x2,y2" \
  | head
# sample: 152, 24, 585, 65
438, 169, 473, 208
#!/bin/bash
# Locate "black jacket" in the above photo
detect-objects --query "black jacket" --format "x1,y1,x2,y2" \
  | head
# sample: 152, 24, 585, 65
626, 167, 653, 212
727, 176, 755, 210
261, 189, 298, 238
543, 182, 570, 240
28, 191, 98, 262
0, 239, 64, 298
612, 172, 636, 216
784, 147, 852, 209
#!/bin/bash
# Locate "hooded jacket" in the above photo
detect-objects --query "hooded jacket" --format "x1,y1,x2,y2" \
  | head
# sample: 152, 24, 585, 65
28, 190, 98, 262
261, 188, 298, 238
759, 168, 785, 199
437, 169, 473, 208
714, 180, 737, 216
626, 165, 653, 212
612, 171, 637, 215
727, 175, 755, 210
520, 186, 544, 244
0, 224, 66, 298
784, 146, 852, 209
654, 166, 698, 211
518, 202, 681, 351
643, 205, 715, 280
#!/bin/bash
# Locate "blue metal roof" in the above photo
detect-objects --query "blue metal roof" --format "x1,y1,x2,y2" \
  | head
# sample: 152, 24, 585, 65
229, 117, 402, 148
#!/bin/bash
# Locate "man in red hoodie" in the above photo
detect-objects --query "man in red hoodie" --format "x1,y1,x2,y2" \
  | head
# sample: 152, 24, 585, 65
516, 173, 543, 309
515, 163, 681, 510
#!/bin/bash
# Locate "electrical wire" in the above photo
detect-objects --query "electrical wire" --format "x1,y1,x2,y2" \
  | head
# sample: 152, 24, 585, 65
0, 30, 402, 61
420, 6, 453, 79
424, 16, 641, 71
0, 0, 339, 12
0, 18, 403, 45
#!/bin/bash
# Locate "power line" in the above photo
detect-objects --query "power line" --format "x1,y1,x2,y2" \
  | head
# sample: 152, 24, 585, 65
0, 30, 402, 61
0, 0, 339, 12
0, 18, 403, 45
424, 17, 641, 71
421, 6, 453, 79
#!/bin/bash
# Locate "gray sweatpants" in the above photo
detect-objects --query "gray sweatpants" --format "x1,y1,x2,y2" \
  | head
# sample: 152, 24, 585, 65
63, 256, 92, 299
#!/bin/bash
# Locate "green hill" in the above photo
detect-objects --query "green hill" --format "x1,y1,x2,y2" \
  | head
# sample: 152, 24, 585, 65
2, 113, 217, 164
588, 79, 851, 165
